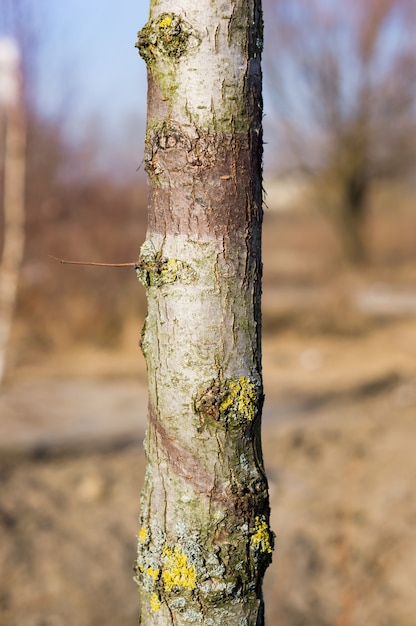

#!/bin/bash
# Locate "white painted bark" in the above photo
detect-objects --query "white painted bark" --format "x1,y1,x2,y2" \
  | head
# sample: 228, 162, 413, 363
135, 2, 272, 624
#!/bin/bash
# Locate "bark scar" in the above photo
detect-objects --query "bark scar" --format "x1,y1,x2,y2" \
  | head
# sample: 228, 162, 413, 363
149, 406, 215, 494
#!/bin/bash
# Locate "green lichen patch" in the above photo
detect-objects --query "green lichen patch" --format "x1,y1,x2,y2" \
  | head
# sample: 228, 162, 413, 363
135, 524, 165, 593
136, 13, 199, 65
136, 240, 196, 287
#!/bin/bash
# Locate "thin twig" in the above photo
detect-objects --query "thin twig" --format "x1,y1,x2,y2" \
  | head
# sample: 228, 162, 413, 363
136, 157, 144, 172
48, 255, 137, 267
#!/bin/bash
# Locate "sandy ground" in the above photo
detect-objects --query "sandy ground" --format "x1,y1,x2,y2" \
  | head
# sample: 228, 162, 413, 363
1, 311, 416, 626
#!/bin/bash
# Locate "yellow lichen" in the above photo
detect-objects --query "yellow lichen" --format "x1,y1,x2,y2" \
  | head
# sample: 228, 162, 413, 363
138, 527, 148, 543
150, 592, 161, 613
162, 545, 197, 592
159, 16, 172, 28
146, 567, 160, 581
219, 381, 237, 413
251, 516, 273, 554
220, 377, 257, 421
161, 258, 178, 282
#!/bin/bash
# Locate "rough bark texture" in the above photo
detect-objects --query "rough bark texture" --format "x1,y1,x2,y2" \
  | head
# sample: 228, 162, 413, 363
134, 2, 272, 624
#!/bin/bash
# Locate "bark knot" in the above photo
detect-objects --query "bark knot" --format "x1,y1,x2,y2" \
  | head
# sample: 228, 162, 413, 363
136, 240, 196, 287
136, 13, 199, 64
195, 376, 261, 428
144, 122, 220, 179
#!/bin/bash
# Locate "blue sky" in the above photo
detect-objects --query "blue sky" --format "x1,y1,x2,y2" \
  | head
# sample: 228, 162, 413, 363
36, 1, 149, 131
0, 0, 151, 176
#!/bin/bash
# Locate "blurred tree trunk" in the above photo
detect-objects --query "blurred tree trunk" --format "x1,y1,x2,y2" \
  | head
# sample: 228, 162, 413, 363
134, 1, 273, 625
0, 39, 26, 387
264, 0, 416, 265
324, 164, 369, 266
339, 177, 368, 265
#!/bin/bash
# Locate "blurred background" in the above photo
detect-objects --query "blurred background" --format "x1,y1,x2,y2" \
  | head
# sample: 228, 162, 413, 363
0, 1, 415, 625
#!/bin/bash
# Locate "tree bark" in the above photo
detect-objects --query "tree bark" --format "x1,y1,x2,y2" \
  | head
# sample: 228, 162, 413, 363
134, 2, 272, 624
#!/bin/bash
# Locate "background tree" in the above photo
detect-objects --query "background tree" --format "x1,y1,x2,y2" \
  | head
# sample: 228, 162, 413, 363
264, 0, 416, 264
0, 0, 41, 385
0, 37, 26, 387
134, 1, 273, 624
0, 1, 148, 372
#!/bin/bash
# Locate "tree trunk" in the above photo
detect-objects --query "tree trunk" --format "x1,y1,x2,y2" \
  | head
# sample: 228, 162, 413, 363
339, 176, 368, 265
0, 41, 26, 388
134, 2, 272, 625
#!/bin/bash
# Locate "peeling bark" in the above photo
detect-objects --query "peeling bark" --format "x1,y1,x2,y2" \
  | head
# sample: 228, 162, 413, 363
135, 2, 272, 624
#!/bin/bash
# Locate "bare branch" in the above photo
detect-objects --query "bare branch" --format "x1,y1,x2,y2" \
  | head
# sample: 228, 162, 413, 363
264, 0, 416, 263
48, 255, 137, 267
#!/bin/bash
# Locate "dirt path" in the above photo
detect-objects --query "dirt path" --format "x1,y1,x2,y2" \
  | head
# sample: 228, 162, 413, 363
1, 316, 415, 624
1, 384, 415, 626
